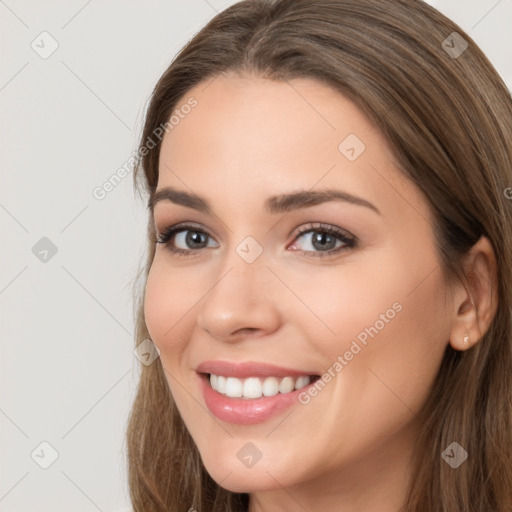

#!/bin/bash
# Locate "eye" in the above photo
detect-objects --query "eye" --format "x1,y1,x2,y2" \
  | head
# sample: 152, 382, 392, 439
156, 221, 357, 259
156, 223, 218, 256
288, 222, 356, 258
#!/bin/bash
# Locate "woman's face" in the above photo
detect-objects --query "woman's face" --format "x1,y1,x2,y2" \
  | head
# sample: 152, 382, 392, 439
145, 75, 455, 500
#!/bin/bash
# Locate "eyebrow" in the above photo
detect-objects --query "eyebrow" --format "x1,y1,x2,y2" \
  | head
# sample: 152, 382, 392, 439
148, 187, 381, 215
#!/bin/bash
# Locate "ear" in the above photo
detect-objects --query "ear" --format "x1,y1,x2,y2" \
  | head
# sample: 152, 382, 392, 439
449, 235, 499, 351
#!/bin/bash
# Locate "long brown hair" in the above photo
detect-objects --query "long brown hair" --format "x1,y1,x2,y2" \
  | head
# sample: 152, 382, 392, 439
126, 1, 512, 510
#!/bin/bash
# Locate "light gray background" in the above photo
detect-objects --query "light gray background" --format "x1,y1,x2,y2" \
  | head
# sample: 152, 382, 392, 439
1, 1, 510, 511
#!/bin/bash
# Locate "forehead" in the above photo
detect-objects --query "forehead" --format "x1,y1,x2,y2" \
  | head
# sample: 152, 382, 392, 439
160, 75, 373, 170
156, 75, 430, 224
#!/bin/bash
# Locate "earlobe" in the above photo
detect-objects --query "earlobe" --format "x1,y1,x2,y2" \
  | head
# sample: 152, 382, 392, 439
448, 236, 498, 351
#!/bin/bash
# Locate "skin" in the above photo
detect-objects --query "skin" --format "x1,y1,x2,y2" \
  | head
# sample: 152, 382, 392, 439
144, 74, 498, 512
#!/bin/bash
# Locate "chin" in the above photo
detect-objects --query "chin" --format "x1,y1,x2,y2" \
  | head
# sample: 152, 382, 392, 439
204, 449, 311, 494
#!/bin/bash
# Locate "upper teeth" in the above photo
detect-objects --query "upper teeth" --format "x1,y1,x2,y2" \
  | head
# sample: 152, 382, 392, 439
209, 374, 311, 399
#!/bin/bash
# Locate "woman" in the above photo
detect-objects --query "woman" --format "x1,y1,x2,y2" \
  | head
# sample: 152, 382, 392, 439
127, 0, 512, 510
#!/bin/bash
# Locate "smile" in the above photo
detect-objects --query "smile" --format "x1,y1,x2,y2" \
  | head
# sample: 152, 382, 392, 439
209, 374, 314, 399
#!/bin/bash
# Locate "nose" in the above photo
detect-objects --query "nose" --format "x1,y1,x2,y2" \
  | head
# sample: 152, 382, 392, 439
196, 251, 282, 343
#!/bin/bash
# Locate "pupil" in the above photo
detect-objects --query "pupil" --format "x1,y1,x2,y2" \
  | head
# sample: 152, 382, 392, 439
187, 231, 205, 248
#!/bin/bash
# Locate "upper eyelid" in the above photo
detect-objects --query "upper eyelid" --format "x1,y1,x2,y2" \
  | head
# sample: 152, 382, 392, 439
294, 222, 354, 237
155, 220, 208, 236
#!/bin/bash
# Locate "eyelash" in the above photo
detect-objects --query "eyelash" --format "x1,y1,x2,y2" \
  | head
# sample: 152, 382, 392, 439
155, 222, 357, 259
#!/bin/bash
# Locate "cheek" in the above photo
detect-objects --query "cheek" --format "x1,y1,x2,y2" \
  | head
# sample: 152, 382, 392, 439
302, 249, 449, 404
311, 239, 448, 352
143, 257, 197, 359
289, 258, 405, 354
341, 263, 450, 417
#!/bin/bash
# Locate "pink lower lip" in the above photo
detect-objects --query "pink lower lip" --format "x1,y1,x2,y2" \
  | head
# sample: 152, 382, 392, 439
198, 373, 315, 425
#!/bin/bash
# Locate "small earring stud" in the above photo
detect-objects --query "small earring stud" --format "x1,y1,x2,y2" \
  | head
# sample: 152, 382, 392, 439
463, 333, 469, 346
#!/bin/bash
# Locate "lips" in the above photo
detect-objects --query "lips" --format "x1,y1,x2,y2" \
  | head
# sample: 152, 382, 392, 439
196, 360, 321, 424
